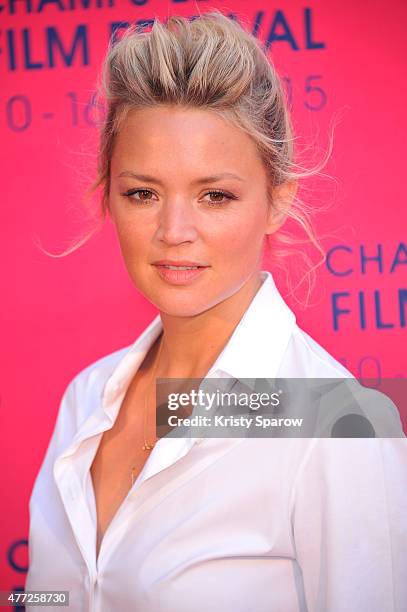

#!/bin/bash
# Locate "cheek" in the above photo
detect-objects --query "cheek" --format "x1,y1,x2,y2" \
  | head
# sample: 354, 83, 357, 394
209, 210, 267, 255
114, 218, 150, 257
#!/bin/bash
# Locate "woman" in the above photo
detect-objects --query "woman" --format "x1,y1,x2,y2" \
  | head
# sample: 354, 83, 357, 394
25, 11, 406, 611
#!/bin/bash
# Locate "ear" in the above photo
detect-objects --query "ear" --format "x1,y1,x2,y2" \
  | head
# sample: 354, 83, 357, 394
265, 180, 298, 235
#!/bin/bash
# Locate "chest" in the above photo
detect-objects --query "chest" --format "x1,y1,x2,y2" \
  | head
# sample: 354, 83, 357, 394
30, 437, 305, 611
88, 438, 298, 610
90, 384, 155, 558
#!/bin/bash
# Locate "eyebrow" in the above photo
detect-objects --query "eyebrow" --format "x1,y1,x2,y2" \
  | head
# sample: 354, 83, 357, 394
117, 171, 245, 184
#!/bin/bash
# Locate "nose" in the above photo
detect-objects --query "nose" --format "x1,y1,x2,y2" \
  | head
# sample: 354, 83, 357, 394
155, 199, 199, 246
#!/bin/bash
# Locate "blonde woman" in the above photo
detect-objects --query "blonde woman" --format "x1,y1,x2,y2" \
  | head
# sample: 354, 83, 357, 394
25, 11, 406, 612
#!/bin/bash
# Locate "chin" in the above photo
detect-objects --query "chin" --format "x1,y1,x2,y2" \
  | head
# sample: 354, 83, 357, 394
150, 294, 213, 318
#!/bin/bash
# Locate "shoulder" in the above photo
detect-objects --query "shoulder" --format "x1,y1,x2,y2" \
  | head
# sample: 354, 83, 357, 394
70, 342, 133, 392
64, 342, 134, 424
28, 342, 136, 503
280, 324, 405, 436
279, 322, 354, 378
63, 315, 162, 423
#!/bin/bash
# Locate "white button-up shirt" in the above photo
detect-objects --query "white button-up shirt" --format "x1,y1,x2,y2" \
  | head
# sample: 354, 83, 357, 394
25, 270, 407, 611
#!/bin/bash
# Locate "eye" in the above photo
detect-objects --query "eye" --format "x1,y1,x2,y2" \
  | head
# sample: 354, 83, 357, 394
122, 188, 156, 203
202, 190, 235, 207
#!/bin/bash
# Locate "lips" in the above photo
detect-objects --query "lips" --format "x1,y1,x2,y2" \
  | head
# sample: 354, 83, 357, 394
152, 262, 209, 285
152, 260, 208, 268
156, 265, 202, 270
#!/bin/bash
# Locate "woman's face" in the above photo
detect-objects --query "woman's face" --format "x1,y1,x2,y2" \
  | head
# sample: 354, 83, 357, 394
109, 105, 285, 317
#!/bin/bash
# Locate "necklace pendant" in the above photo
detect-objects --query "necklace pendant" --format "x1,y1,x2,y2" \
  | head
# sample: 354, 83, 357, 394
142, 442, 155, 451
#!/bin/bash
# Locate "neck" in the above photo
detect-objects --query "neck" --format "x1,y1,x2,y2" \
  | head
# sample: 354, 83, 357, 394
156, 270, 264, 379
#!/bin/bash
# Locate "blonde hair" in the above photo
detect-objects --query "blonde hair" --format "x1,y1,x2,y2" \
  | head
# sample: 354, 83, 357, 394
36, 10, 338, 306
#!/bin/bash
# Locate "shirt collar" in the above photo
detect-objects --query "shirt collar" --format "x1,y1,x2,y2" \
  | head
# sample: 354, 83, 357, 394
104, 269, 296, 407
205, 270, 296, 380
55, 270, 296, 463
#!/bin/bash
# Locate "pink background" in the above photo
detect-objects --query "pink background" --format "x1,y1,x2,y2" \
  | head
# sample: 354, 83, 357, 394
1, 0, 406, 597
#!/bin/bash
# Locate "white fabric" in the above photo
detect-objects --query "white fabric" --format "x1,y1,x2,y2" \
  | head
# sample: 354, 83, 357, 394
25, 270, 407, 611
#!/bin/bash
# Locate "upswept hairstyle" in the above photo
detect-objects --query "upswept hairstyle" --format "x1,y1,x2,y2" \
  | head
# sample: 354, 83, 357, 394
39, 10, 336, 304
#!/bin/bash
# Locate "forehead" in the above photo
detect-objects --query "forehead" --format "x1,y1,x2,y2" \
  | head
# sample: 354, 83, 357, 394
111, 105, 265, 180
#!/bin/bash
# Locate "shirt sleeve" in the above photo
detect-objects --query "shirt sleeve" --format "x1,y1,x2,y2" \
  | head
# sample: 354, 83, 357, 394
26, 377, 79, 593
290, 437, 407, 611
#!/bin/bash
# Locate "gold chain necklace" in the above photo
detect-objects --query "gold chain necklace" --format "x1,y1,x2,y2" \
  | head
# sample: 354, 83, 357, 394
131, 332, 164, 487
